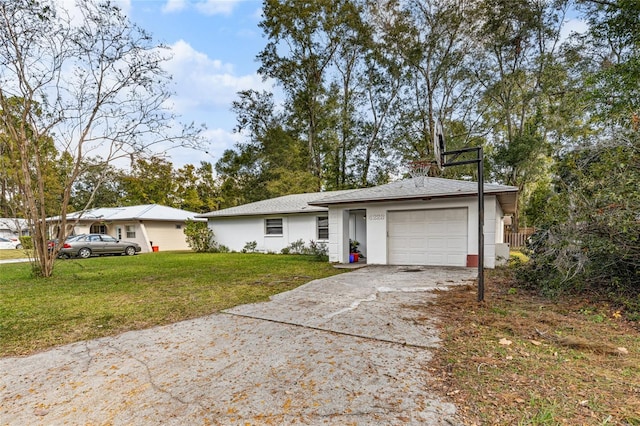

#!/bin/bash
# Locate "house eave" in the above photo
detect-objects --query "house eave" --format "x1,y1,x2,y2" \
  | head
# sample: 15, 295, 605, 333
310, 190, 518, 214
197, 208, 328, 219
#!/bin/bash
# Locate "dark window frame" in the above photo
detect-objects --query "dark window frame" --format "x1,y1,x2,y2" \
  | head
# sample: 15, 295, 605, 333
265, 218, 283, 236
317, 216, 329, 240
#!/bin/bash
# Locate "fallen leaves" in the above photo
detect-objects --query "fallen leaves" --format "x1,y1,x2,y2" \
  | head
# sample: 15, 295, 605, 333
427, 267, 640, 426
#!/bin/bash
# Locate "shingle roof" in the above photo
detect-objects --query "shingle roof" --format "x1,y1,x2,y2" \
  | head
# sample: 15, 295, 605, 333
50, 205, 202, 222
198, 178, 519, 219
197, 190, 358, 218
310, 177, 518, 211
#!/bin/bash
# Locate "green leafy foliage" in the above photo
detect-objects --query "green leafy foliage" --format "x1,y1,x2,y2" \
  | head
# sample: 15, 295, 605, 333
518, 135, 640, 311
183, 219, 215, 253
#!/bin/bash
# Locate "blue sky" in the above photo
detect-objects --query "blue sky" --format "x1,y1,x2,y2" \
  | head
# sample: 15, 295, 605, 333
116, 0, 272, 168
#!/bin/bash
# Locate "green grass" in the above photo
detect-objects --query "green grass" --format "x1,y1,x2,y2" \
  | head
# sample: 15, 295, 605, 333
0, 252, 344, 357
0, 248, 31, 260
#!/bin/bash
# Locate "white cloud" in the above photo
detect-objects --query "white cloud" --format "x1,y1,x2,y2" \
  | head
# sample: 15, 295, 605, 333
157, 40, 275, 166
161, 0, 241, 16
560, 18, 589, 43
163, 39, 272, 114
162, 0, 187, 13
195, 0, 240, 16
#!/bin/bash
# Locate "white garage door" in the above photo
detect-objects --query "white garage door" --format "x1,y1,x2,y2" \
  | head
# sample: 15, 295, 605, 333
388, 209, 468, 266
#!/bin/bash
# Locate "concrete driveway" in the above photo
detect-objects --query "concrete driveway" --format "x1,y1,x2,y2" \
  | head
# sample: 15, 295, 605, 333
0, 266, 476, 425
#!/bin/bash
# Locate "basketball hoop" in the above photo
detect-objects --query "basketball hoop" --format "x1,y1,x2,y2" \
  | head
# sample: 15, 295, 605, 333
408, 160, 432, 186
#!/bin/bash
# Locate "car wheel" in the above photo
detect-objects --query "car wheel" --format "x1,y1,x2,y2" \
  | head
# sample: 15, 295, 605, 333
124, 246, 136, 256
78, 247, 91, 259
15, 244, 23, 250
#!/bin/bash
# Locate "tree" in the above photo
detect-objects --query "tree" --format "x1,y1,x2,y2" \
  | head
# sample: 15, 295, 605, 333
576, 0, 640, 127
69, 159, 125, 210
0, 0, 202, 277
173, 162, 221, 213
471, 0, 571, 223
217, 90, 317, 207
120, 156, 176, 207
259, 0, 362, 185
373, 0, 477, 167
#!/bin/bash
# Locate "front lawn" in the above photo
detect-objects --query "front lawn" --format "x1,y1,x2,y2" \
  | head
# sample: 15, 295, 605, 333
0, 252, 344, 357
0, 249, 31, 260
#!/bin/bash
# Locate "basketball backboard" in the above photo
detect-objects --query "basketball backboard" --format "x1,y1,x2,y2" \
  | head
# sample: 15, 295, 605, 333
433, 120, 445, 170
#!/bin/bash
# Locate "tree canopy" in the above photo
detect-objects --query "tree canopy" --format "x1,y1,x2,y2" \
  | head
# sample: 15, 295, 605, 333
0, 0, 202, 276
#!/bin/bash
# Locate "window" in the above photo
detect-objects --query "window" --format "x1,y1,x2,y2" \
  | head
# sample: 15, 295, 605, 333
90, 224, 106, 234
265, 218, 283, 235
126, 225, 136, 239
317, 216, 329, 240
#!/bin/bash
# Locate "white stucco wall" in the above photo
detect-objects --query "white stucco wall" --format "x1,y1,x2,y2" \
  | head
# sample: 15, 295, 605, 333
209, 214, 329, 253
327, 195, 502, 268
141, 222, 190, 252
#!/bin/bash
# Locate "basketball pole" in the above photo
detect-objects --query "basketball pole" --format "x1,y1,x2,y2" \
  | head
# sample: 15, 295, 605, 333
441, 146, 485, 302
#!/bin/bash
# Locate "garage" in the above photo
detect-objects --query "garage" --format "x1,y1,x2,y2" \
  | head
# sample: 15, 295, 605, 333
387, 208, 468, 266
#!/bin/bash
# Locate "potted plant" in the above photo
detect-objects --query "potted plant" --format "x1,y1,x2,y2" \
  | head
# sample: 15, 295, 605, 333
349, 239, 360, 263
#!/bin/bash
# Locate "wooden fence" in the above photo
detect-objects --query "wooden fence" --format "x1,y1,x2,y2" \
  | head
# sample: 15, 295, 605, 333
504, 228, 535, 248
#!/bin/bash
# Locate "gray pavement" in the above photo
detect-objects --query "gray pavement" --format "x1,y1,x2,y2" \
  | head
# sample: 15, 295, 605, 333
0, 265, 476, 425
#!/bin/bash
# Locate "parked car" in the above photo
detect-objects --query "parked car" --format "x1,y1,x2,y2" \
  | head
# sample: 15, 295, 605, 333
0, 236, 22, 250
58, 234, 141, 258
48, 235, 83, 252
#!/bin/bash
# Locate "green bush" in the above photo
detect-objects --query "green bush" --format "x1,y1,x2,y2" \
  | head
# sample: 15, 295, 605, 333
183, 219, 215, 252
18, 235, 33, 249
516, 138, 640, 316
242, 241, 257, 253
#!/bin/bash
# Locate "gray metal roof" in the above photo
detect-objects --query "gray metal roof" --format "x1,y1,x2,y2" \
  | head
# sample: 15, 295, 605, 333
0, 218, 29, 231
197, 190, 358, 218
310, 177, 518, 214
49, 205, 202, 222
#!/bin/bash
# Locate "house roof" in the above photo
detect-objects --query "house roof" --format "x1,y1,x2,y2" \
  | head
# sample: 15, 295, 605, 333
198, 178, 518, 219
0, 218, 29, 232
197, 190, 358, 218
49, 204, 203, 222
309, 177, 518, 214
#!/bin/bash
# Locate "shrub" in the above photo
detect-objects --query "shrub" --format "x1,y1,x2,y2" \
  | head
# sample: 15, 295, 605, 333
286, 239, 306, 254
183, 219, 215, 253
242, 241, 257, 253
516, 138, 640, 316
19, 236, 33, 249
306, 240, 328, 261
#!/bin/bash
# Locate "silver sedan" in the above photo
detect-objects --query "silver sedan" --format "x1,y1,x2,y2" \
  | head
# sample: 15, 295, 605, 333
59, 234, 141, 258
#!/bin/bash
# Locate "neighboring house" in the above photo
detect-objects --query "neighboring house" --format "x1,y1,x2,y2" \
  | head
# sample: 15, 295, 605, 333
47, 205, 203, 253
198, 177, 518, 268
0, 218, 29, 239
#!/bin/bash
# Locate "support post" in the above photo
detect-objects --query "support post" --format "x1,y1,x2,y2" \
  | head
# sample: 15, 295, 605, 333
442, 146, 485, 302
477, 147, 484, 302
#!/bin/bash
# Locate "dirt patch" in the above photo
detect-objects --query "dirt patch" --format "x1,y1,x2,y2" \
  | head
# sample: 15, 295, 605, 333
427, 268, 640, 425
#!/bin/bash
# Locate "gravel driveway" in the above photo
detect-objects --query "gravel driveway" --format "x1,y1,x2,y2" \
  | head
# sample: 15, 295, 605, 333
0, 265, 476, 425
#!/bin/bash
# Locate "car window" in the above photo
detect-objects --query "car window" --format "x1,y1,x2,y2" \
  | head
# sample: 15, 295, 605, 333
0, 237, 8, 242
89, 235, 100, 242
102, 236, 117, 242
